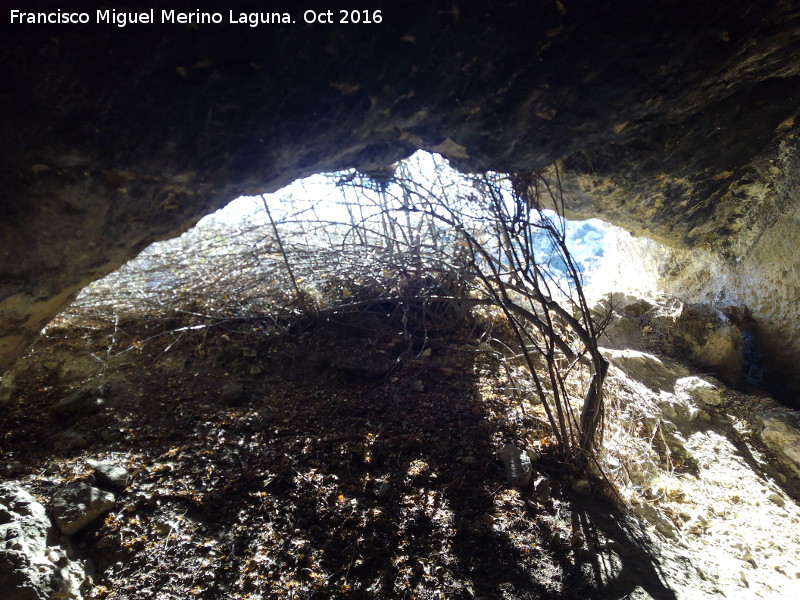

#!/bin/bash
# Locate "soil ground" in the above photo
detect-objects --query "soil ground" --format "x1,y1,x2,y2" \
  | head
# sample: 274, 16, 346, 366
1, 308, 798, 599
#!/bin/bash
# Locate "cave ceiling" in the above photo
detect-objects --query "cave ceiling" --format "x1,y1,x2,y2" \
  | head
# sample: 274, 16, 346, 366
1, 0, 800, 372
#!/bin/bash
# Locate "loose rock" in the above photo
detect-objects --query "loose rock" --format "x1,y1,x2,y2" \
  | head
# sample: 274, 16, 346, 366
759, 408, 800, 479
0, 483, 87, 600
221, 382, 248, 406
99, 428, 126, 443
53, 381, 109, 417
51, 482, 116, 536
0, 373, 16, 404
51, 430, 91, 452
4, 460, 25, 477
376, 480, 392, 498
570, 479, 591, 495
533, 476, 551, 500
499, 444, 532, 488
88, 460, 130, 490
675, 376, 725, 407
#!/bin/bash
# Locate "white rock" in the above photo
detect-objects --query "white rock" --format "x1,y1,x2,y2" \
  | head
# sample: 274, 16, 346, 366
760, 409, 800, 478
533, 476, 551, 499
88, 459, 130, 490
602, 348, 689, 393
675, 376, 725, 407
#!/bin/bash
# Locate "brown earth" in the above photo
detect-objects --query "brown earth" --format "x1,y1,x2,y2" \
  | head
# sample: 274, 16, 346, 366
1, 310, 677, 600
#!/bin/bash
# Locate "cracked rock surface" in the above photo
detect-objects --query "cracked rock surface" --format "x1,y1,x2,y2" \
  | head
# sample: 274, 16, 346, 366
0, 483, 87, 600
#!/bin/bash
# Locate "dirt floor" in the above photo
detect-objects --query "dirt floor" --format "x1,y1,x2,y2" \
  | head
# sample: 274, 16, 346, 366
1, 308, 798, 599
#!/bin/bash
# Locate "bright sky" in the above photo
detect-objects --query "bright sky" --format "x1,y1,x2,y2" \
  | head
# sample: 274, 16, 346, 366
199, 150, 609, 273
201, 150, 442, 226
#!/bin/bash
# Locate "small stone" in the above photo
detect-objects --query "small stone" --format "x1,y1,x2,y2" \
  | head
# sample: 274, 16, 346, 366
499, 444, 533, 488
551, 531, 569, 549
52, 429, 91, 452
767, 492, 785, 507
686, 517, 709, 535
655, 519, 678, 539
376, 481, 392, 498
221, 381, 248, 406
409, 379, 424, 393
5, 460, 25, 476
51, 482, 116, 535
571, 479, 591, 495
738, 570, 748, 587
99, 428, 126, 442
152, 520, 172, 536
42, 360, 61, 370
88, 459, 130, 490
659, 401, 678, 420
54, 387, 106, 417
533, 476, 551, 500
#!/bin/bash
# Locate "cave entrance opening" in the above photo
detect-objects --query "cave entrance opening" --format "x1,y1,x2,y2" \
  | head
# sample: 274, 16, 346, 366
58, 150, 614, 463
69, 151, 610, 319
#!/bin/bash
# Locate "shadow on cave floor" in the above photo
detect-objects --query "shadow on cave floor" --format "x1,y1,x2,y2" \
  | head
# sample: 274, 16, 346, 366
1, 314, 678, 599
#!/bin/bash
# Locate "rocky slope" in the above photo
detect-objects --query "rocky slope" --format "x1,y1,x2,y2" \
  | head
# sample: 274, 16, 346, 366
588, 218, 800, 405
1, 296, 799, 599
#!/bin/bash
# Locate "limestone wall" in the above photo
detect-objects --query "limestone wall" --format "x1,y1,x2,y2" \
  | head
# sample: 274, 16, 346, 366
588, 198, 800, 403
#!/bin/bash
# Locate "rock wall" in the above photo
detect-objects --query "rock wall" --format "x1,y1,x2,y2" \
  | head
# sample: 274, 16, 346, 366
590, 192, 800, 403
2, 1, 800, 376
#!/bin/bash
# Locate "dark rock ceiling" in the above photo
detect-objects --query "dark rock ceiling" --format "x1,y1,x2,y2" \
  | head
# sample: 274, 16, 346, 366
1, 1, 799, 381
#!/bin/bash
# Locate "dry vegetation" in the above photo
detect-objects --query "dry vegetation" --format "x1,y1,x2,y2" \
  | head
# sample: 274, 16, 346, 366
7, 294, 678, 599
69, 155, 609, 468
1, 154, 695, 598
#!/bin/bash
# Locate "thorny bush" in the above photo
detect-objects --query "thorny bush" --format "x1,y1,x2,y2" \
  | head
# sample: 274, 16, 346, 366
65, 153, 610, 475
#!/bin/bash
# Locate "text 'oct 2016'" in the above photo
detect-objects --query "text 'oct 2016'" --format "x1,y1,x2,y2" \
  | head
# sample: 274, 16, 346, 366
9, 9, 384, 27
